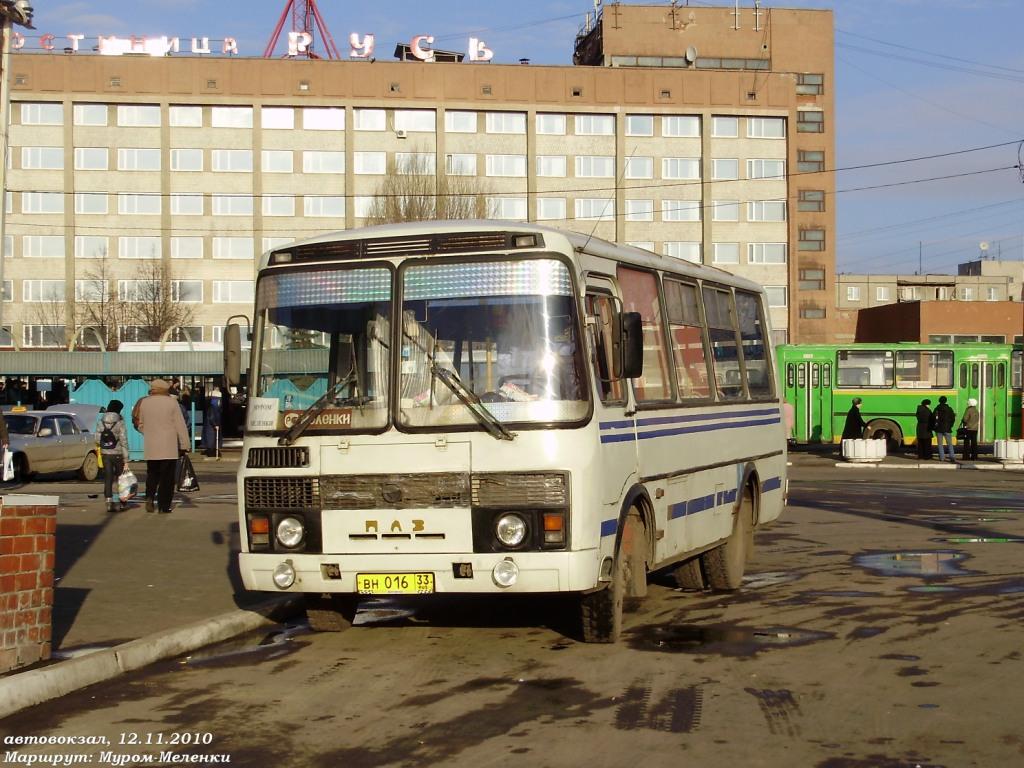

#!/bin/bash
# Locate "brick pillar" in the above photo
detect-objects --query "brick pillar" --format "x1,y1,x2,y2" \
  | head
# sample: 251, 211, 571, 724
0, 495, 58, 673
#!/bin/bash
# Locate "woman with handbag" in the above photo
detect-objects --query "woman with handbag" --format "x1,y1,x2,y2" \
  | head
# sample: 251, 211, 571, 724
96, 399, 130, 512
959, 398, 980, 461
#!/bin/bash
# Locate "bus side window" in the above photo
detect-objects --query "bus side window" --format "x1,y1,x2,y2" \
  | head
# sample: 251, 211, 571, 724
617, 266, 673, 402
702, 286, 745, 401
1013, 351, 1023, 389
735, 290, 773, 398
972, 366, 979, 388
822, 364, 831, 388
997, 363, 1005, 389
585, 294, 625, 404
959, 363, 967, 389
787, 364, 795, 389
664, 278, 712, 400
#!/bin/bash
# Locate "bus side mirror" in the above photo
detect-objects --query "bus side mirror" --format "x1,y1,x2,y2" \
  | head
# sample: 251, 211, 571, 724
615, 311, 644, 379
223, 323, 242, 387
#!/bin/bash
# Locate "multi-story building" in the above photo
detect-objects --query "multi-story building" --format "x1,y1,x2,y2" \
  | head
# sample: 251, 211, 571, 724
0, 3, 835, 349
958, 258, 1023, 302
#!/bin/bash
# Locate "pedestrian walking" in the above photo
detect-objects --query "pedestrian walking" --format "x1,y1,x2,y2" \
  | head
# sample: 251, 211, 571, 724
960, 398, 980, 461
841, 397, 867, 440
915, 399, 934, 460
134, 378, 190, 514
933, 395, 956, 464
96, 399, 130, 512
203, 387, 223, 459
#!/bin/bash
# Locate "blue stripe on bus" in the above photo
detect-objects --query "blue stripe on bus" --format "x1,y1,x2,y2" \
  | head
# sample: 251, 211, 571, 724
599, 408, 779, 434
762, 476, 783, 492
600, 518, 618, 538
600, 417, 782, 444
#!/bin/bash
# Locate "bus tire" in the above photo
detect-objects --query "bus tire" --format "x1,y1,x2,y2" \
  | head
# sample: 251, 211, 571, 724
305, 594, 358, 632
866, 419, 903, 453
580, 511, 644, 643
701, 484, 755, 591
672, 557, 706, 591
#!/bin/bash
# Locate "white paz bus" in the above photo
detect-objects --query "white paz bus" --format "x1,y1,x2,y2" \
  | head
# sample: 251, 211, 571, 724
226, 220, 787, 642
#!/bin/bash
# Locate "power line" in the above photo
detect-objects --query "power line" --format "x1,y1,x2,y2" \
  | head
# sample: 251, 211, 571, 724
836, 28, 1024, 77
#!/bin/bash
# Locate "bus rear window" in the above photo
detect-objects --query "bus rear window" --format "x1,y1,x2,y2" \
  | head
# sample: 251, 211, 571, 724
895, 350, 953, 389
836, 350, 893, 388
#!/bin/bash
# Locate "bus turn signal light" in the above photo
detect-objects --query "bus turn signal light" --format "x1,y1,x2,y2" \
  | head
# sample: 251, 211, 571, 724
250, 515, 270, 547
543, 512, 565, 545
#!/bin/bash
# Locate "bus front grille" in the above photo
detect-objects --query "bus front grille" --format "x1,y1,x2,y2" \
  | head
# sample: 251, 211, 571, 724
244, 477, 321, 511
246, 446, 310, 469
320, 473, 470, 510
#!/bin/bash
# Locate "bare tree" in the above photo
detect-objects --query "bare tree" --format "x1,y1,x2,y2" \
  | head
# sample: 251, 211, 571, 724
129, 259, 197, 343
366, 149, 490, 225
75, 255, 132, 350
26, 282, 70, 349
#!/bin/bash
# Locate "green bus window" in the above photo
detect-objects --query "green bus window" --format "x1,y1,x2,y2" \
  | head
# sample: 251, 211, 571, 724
797, 365, 806, 387
971, 366, 979, 388
787, 364, 795, 388
822, 364, 831, 388
985, 364, 993, 387
811, 364, 819, 388
836, 349, 894, 388
959, 363, 967, 389
895, 350, 953, 389
997, 363, 1006, 389
1013, 351, 1022, 389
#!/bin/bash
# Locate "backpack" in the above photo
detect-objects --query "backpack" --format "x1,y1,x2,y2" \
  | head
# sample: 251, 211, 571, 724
99, 419, 118, 450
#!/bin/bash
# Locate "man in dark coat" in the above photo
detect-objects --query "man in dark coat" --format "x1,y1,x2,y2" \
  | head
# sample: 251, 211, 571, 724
916, 399, 934, 460
841, 397, 867, 440
933, 395, 956, 463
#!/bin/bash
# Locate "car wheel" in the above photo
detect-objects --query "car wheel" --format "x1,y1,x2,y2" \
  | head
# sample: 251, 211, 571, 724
12, 453, 29, 483
79, 451, 99, 481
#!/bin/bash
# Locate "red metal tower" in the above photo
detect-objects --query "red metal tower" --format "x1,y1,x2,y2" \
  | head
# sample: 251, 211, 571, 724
263, 0, 341, 59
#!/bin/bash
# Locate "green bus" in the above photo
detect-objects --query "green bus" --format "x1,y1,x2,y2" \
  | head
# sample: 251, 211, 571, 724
778, 343, 1023, 447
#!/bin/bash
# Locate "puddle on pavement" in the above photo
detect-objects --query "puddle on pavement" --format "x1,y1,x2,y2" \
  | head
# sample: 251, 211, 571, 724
353, 598, 417, 626
921, 515, 1011, 525
805, 590, 877, 598
742, 571, 803, 589
907, 585, 961, 594
854, 551, 971, 578
627, 624, 833, 655
933, 537, 1024, 544
178, 623, 309, 667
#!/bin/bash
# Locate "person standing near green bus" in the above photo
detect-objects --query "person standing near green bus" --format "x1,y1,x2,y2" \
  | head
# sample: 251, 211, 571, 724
916, 399, 934, 460
933, 396, 956, 463
842, 398, 867, 440
960, 398, 980, 461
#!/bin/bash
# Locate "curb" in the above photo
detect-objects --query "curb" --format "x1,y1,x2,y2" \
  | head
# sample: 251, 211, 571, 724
833, 461, 1024, 471
0, 595, 304, 720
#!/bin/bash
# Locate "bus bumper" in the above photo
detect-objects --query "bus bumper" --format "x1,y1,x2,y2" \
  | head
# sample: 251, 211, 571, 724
239, 550, 605, 595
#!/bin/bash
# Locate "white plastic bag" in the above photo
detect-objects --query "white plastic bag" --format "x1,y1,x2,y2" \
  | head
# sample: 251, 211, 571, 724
2, 448, 13, 482
118, 468, 138, 502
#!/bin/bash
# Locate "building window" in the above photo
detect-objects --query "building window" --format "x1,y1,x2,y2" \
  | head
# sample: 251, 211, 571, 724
876, 286, 893, 302
353, 109, 386, 131
712, 201, 740, 222
662, 115, 700, 138
485, 112, 526, 134
574, 114, 614, 136
73, 148, 108, 172
23, 236, 64, 258
628, 242, 655, 253
304, 196, 345, 218
765, 286, 788, 307
987, 287, 998, 301
486, 197, 528, 220
302, 151, 344, 174
213, 237, 254, 260
797, 110, 824, 133
118, 236, 161, 259
118, 193, 161, 215
73, 104, 107, 126
261, 107, 294, 130
170, 194, 203, 216
169, 106, 203, 127
485, 154, 526, 177
445, 111, 477, 133
74, 193, 107, 215
354, 151, 387, 175
213, 280, 255, 303
711, 158, 739, 180
959, 286, 975, 301
798, 189, 825, 212
748, 159, 785, 180
747, 117, 785, 139
211, 106, 253, 129
799, 268, 826, 291
117, 105, 160, 127
75, 235, 108, 259
536, 198, 566, 221
575, 155, 615, 178
748, 200, 787, 222
23, 325, 65, 348
208, 149, 252, 173
575, 198, 614, 221
799, 306, 826, 320
664, 242, 701, 263
170, 148, 203, 172
22, 192, 64, 214
536, 114, 566, 135
75, 279, 108, 303
117, 148, 160, 171
662, 157, 700, 180
445, 153, 477, 176
798, 150, 825, 173
23, 147, 63, 170
712, 243, 740, 265
536, 155, 567, 177
353, 196, 376, 218
748, 243, 787, 264
797, 73, 824, 95
662, 200, 700, 222
302, 107, 345, 131
23, 279, 66, 302
711, 116, 738, 138
394, 110, 435, 133
262, 237, 294, 252
625, 115, 653, 136
625, 199, 654, 222
21, 103, 63, 126
624, 156, 653, 179
118, 279, 159, 303
172, 280, 204, 303
799, 228, 826, 251
396, 152, 436, 175
261, 150, 293, 174
211, 194, 253, 216
171, 237, 203, 259
846, 286, 862, 302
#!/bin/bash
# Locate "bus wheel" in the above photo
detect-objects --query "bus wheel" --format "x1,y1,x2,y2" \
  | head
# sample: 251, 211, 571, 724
305, 594, 358, 632
672, 557, 706, 591
580, 511, 645, 643
701, 485, 755, 591
866, 419, 903, 453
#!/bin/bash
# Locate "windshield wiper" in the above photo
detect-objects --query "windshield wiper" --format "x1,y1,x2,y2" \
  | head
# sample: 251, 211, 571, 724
278, 370, 357, 446
430, 363, 516, 441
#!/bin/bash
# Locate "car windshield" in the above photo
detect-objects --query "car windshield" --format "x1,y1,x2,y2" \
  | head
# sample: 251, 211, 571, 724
4, 415, 37, 435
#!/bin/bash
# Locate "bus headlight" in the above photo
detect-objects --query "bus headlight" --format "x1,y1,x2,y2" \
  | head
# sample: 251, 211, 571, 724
276, 516, 305, 549
272, 561, 296, 589
493, 559, 519, 587
495, 514, 528, 547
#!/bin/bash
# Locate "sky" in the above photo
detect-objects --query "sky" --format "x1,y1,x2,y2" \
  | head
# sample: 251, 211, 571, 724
20, 0, 1024, 276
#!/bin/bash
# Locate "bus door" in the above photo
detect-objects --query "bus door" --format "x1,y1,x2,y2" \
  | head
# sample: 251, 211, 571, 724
788, 359, 832, 443
960, 361, 1000, 441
